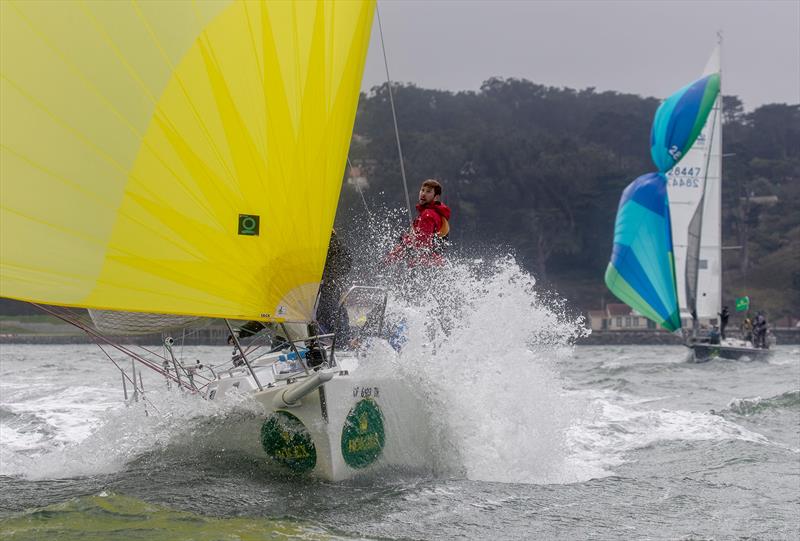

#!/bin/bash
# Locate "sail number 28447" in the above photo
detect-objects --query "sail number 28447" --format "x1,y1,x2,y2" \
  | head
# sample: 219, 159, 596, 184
667, 166, 702, 187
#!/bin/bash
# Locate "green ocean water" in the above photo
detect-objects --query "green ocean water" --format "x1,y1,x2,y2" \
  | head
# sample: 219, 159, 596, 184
0, 493, 342, 541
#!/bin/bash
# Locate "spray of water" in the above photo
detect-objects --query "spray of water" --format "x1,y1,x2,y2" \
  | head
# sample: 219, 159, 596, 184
4, 209, 733, 485
1, 385, 267, 480
344, 200, 591, 484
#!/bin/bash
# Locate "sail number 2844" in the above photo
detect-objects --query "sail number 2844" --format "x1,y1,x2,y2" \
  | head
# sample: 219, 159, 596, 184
666, 166, 702, 187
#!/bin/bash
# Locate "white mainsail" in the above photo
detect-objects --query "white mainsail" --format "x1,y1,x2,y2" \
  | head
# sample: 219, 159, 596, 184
666, 44, 723, 325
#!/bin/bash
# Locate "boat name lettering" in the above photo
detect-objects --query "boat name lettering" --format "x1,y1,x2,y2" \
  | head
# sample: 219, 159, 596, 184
667, 166, 702, 178
347, 433, 381, 453
274, 445, 311, 460
353, 386, 379, 398
669, 177, 700, 188
668, 145, 682, 160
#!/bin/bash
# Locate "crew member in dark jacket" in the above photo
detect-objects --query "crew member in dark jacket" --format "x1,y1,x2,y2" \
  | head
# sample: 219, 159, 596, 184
753, 312, 768, 348
718, 306, 730, 340
315, 231, 352, 337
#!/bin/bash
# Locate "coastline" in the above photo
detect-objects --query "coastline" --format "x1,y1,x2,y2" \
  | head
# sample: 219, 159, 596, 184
2, 327, 798, 346
577, 328, 800, 346
0, 326, 230, 346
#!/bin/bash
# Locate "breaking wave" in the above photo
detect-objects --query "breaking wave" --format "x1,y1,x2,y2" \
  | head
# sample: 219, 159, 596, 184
0, 389, 267, 480
565, 393, 772, 475
357, 253, 593, 484
726, 390, 800, 416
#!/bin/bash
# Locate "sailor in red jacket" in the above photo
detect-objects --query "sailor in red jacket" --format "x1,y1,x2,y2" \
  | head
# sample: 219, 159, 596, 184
387, 179, 451, 266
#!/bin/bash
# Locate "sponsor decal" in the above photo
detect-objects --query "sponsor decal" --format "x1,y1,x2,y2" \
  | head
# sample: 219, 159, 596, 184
341, 398, 385, 469
238, 214, 260, 236
260, 411, 316, 473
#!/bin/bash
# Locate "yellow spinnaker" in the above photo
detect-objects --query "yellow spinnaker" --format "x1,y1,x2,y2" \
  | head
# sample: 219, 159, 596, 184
1, 0, 375, 322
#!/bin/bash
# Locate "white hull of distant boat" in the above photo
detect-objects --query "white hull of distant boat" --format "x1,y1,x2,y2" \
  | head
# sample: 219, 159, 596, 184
669, 43, 774, 360
688, 338, 773, 363
205, 344, 427, 481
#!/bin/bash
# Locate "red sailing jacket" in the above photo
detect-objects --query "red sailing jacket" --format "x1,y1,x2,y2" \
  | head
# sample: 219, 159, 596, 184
386, 201, 451, 266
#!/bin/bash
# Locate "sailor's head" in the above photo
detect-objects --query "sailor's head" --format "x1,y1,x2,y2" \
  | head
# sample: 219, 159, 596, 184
419, 179, 442, 204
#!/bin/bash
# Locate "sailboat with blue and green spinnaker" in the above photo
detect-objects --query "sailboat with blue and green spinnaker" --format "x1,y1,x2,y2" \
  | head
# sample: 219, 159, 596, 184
605, 51, 722, 333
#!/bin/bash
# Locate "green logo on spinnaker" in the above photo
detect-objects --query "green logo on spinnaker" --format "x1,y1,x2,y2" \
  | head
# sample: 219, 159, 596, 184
238, 214, 260, 236
341, 398, 385, 469
261, 411, 316, 473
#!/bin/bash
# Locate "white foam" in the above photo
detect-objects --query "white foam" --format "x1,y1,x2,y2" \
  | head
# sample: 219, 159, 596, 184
0, 344, 264, 479
565, 393, 772, 476
6, 253, 776, 485
3, 389, 265, 480
374, 257, 591, 484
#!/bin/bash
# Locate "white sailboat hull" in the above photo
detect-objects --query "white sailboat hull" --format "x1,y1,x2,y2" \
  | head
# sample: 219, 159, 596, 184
688, 338, 773, 363
204, 345, 429, 481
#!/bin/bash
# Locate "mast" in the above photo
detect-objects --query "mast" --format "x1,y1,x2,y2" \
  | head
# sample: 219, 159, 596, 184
696, 36, 724, 323
666, 41, 723, 332
715, 33, 724, 318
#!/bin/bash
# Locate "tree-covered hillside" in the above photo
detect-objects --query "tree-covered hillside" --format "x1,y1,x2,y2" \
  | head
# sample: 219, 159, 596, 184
337, 80, 800, 319
2, 79, 797, 321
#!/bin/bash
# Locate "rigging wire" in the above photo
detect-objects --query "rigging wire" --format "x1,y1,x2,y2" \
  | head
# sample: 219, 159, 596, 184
376, 2, 413, 226
347, 157, 372, 218
95, 343, 161, 415
33, 304, 200, 393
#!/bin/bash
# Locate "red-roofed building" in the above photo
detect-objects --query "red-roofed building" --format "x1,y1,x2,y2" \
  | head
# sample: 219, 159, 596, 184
587, 303, 658, 331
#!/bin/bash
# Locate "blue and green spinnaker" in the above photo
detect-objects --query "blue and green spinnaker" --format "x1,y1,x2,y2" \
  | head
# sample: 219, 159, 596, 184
650, 73, 720, 172
605, 173, 681, 331
606, 65, 720, 332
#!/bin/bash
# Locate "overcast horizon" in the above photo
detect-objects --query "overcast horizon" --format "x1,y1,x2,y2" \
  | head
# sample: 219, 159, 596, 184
361, 0, 800, 111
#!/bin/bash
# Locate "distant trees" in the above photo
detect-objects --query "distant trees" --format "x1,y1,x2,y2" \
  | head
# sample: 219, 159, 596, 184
1, 82, 794, 318
337, 80, 799, 316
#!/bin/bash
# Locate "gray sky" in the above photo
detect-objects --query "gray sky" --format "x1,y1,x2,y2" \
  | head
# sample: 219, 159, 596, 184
362, 0, 800, 110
